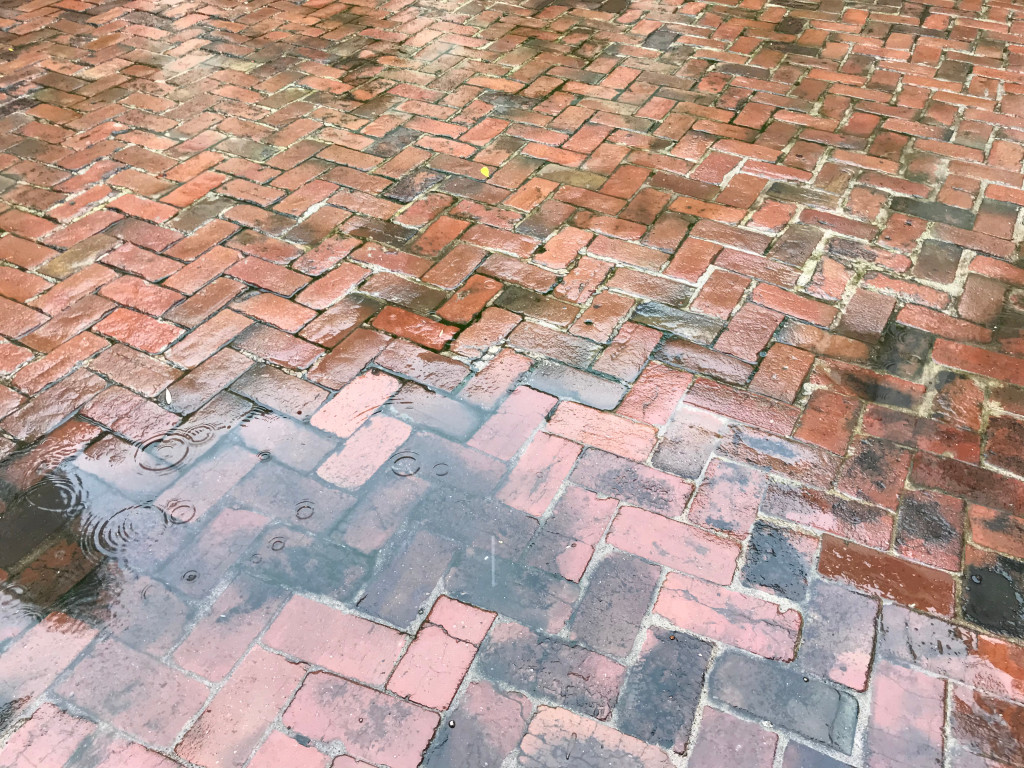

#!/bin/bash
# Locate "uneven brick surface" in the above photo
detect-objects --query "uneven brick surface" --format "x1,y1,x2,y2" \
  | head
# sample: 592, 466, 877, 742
1, 0, 1024, 764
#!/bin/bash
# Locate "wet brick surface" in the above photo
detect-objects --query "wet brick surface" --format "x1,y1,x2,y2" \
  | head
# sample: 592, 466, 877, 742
0, 0, 1023, 763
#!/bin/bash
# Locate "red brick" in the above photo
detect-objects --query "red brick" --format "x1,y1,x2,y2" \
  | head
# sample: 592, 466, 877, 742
93, 307, 183, 353
372, 306, 456, 350
426, 597, 495, 646
437, 274, 502, 324
969, 503, 1024, 560
933, 339, 1024, 387
714, 302, 783, 362
375, 338, 469, 391
686, 378, 800, 435
615, 361, 692, 426
449, 307, 521, 359
749, 343, 814, 402
588, 234, 668, 270
835, 436, 913, 511
0, 704, 96, 768
547, 401, 657, 461
760, 481, 893, 549
177, 647, 305, 768
174, 574, 286, 682
12, 332, 108, 395
655, 572, 801, 660
459, 348, 533, 409
950, 686, 1024, 768
690, 270, 750, 320
295, 263, 368, 310
519, 707, 673, 768
284, 673, 439, 768
687, 708, 778, 768
752, 283, 838, 326
689, 459, 770, 534
837, 288, 898, 341
0, 612, 97, 706
794, 389, 860, 455
233, 293, 316, 333
819, 535, 955, 615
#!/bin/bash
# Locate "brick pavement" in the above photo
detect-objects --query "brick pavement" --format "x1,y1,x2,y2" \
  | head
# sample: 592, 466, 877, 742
1, 0, 1024, 763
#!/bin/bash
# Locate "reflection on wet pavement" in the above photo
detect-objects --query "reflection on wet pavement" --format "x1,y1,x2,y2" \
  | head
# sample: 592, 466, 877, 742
1, 0, 1024, 757
0, 375, 1022, 767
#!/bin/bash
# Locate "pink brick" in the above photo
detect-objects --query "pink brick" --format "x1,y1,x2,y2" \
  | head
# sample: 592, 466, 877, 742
310, 370, 402, 438
317, 415, 412, 490
607, 506, 739, 585
0, 704, 95, 768
387, 624, 478, 709
426, 596, 496, 645
263, 595, 406, 686
687, 707, 778, 768
866, 661, 944, 768
285, 673, 439, 768
468, 386, 556, 460
0, 612, 97, 704
615, 362, 693, 427
655, 572, 801, 660
174, 574, 286, 682
496, 432, 581, 516
248, 731, 328, 768
688, 459, 770, 534
177, 647, 306, 768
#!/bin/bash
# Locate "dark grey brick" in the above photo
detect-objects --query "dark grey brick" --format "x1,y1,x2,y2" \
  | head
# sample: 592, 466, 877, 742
710, 650, 859, 754
359, 529, 456, 626
616, 628, 712, 749
782, 742, 854, 767
476, 621, 625, 719
526, 361, 627, 410
891, 197, 975, 229
741, 521, 813, 602
445, 553, 578, 634
569, 552, 660, 657
633, 302, 723, 345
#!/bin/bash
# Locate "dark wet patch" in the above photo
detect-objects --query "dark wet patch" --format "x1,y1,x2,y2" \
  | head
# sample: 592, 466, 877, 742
615, 628, 711, 748
963, 557, 1024, 639
741, 521, 811, 601
872, 324, 933, 381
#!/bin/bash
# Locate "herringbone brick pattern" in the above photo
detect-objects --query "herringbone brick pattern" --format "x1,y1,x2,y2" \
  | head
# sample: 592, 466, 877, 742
1, 0, 1024, 764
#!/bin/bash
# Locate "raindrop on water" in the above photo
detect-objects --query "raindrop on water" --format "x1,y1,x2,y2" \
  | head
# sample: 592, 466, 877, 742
182, 570, 199, 583
390, 451, 420, 477
295, 501, 315, 520
270, 537, 286, 552
163, 499, 196, 525
433, 463, 449, 477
